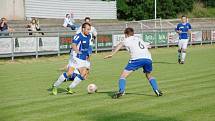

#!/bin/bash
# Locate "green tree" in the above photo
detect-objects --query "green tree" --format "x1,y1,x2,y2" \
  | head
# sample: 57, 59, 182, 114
116, 0, 195, 20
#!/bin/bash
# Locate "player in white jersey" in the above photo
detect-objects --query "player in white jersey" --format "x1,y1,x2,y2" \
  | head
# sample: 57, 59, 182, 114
104, 28, 162, 99
51, 23, 92, 95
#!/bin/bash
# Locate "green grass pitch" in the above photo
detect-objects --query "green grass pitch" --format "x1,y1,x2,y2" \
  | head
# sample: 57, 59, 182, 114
0, 45, 215, 121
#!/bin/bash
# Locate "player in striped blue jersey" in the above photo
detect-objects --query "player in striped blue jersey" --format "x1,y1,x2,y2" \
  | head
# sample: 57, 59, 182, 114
175, 15, 192, 64
51, 23, 92, 95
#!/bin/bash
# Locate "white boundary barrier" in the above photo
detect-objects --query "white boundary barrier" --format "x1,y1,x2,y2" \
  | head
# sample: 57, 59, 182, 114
0, 28, 214, 60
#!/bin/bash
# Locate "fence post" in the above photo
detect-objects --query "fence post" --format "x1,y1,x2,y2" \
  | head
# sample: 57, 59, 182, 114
190, 33, 192, 47
201, 28, 203, 46
160, 18, 162, 32
211, 29, 213, 45
36, 37, 38, 59
95, 36, 98, 54
58, 32, 60, 56
155, 30, 157, 48
11, 38, 14, 61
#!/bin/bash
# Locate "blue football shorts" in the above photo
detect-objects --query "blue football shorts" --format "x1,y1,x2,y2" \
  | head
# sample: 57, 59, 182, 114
124, 58, 152, 73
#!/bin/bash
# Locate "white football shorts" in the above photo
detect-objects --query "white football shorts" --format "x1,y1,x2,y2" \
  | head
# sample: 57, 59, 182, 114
178, 39, 189, 50
68, 57, 90, 69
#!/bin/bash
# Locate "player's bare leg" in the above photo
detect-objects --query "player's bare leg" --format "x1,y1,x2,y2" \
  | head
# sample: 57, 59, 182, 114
59, 64, 68, 71
178, 49, 182, 63
52, 67, 75, 95
113, 70, 133, 99
67, 67, 89, 94
146, 73, 163, 96
181, 49, 186, 64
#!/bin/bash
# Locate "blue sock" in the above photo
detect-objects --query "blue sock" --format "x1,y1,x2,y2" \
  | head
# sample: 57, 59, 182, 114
63, 72, 68, 79
149, 77, 158, 91
69, 73, 77, 81
118, 78, 126, 92
76, 74, 84, 80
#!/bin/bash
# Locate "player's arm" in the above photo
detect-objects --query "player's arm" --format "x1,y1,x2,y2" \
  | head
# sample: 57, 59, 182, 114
92, 27, 97, 37
144, 42, 151, 49
188, 24, 192, 35
71, 43, 81, 54
72, 35, 81, 54
104, 42, 123, 59
175, 24, 181, 34
0, 21, 4, 27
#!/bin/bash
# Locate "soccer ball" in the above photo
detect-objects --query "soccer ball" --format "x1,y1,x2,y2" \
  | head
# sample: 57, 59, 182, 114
87, 84, 97, 94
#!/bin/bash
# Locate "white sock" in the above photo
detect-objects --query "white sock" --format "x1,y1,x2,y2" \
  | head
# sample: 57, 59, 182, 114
181, 52, 186, 61
53, 73, 66, 87
69, 76, 83, 88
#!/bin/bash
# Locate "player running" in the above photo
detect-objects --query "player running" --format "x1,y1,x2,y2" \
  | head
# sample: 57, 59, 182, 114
175, 15, 192, 64
51, 23, 92, 95
76, 17, 97, 55
104, 27, 163, 99
60, 17, 97, 74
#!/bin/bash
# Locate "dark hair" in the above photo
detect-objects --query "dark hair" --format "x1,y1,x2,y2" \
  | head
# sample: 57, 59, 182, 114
124, 27, 134, 36
82, 22, 91, 29
84, 17, 91, 21
66, 14, 70, 17
181, 15, 187, 18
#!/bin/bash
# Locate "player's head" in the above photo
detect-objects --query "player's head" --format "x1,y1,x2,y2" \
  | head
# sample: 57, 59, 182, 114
82, 22, 91, 35
66, 14, 70, 18
84, 17, 91, 23
124, 27, 134, 38
31, 19, 37, 24
181, 15, 187, 23
1, 17, 6, 22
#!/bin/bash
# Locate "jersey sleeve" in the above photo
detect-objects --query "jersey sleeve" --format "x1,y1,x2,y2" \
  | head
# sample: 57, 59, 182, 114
144, 42, 150, 46
176, 24, 180, 31
121, 38, 127, 46
188, 23, 192, 30
72, 34, 81, 45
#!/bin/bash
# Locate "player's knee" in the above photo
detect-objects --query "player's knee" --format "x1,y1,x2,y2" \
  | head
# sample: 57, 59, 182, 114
79, 69, 88, 80
182, 49, 186, 53
67, 67, 75, 75
120, 71, 131, 78
145, 73, 152, 80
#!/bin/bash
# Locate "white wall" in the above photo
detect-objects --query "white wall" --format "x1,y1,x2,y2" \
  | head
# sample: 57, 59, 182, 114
24, 0, 117, 19
0, 0, 24, 20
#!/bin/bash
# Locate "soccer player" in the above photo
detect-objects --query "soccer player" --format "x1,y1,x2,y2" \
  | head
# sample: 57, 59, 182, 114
62, 17, 97, 81
175, 15, 192, 64
76, 17, 97, 55
104, 27, 163, 99
51, 22, 92, 95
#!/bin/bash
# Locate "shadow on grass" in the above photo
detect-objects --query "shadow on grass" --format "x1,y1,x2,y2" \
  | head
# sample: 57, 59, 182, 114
153, 61, 176, 64
47, 87, 68, 94
125, 92, 155, 97
85, 111, 181, 121
96, 91, 115, 97
96, 91, 155, 98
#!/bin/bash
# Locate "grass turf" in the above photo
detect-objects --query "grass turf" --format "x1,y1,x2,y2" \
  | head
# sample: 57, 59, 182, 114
0, 45, 215, 121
